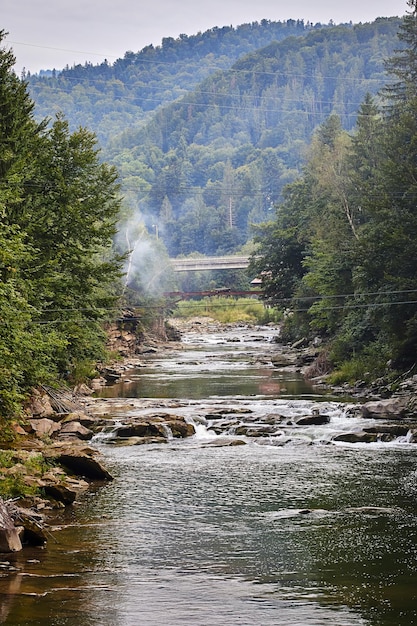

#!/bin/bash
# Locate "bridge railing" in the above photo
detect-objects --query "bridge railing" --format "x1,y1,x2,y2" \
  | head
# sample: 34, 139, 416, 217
170, 255, 251, 272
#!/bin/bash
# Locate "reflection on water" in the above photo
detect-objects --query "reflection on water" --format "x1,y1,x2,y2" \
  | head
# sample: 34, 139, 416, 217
1, 325, 417, 625
96, 327, 324, 401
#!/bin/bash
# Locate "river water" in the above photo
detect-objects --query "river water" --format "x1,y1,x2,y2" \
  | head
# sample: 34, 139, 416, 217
1, 323, 417, 625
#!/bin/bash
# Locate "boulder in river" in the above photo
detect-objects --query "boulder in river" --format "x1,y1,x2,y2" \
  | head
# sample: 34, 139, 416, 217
332, 431, 379, 444
294, 414, 331, 426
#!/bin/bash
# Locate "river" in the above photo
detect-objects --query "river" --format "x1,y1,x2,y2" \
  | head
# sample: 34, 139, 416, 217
1, 323, 417, 625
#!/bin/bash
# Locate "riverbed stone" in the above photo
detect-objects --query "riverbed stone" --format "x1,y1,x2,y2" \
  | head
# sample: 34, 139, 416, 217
166, 420, 195, 438
332, 431, 379, 444
58, 421, 94, 441
361, 397, 408, 419
235, 425, 277, 436
45, 445, 113, 481
110, 436, 167, 446
43, 483, 77, 505
113, 422, 163, 438
7, 505, 47, 546
270, 355, 295, 367
26, 389, 55, 418
28, 418, 62, 437
203, 438, 247, 447
294, 414, 331, 426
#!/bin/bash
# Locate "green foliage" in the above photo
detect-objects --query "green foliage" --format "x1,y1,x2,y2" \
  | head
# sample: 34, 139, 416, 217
252, 8, 417, 375
0, 33, 123, 419
27, 19, 401, 259
28, 19, 319, 146
173, 297, 280, 324
0, 450, 51, 498
327, 340, 393, 384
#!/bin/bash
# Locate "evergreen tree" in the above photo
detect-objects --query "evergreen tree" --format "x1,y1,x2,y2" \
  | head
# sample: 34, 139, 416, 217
0, 33, 123, 419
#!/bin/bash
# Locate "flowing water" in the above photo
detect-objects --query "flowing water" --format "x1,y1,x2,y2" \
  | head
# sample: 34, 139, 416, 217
1, 324, 417, 625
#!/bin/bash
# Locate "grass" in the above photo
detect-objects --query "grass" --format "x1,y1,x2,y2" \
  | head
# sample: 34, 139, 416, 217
172, 297, 281, 324
0, 450, 51, 499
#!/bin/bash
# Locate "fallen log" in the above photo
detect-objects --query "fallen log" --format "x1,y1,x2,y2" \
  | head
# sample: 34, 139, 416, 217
0, 498, 22, 553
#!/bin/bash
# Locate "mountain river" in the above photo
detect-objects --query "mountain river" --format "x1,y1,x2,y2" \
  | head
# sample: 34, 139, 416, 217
1, 322, 417, 625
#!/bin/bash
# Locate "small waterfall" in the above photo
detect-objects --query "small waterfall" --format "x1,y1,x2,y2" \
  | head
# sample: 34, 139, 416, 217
185, 415, 217, 439
394, 430, 414, 444
92, 420, 125, 442
160, 423, 174, 440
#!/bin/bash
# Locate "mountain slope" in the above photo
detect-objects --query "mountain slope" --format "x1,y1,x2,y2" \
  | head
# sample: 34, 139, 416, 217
106, 18, 401, 256
28, 19, 322, 146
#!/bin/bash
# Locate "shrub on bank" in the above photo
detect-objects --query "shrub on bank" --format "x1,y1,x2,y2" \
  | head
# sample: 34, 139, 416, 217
173, 297, 281, 324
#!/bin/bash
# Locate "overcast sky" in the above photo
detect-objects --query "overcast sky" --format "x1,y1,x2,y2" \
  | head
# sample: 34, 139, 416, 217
3, 0, 408, 74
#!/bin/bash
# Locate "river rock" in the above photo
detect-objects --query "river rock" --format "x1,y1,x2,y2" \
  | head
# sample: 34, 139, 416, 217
235, 425, 277, 436
28, 418, 61, 437
167, 420, 195, 438
203, 438, 247, 447
361, 397, 407, 419
294, 415, 331, 426
332, 431, 378, 444
43, 483, 78, 505
26, 389, 55, 417
46, 445, 113, 481
270, 355, 294, 367
110, 436, 167, 446
363, 425, 410, 437
58, 421, 94, 441
0, 499, 22, 553
113, 421, 163, 438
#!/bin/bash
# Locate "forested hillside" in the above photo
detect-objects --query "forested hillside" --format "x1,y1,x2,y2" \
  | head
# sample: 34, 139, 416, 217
106, 18, 401, 257
27, 18, 401, 259
27, 19, 318, 146
29, 18, 399, 256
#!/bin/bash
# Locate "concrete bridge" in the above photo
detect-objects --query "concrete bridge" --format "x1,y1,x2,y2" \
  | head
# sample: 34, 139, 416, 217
170, 255, 251, 272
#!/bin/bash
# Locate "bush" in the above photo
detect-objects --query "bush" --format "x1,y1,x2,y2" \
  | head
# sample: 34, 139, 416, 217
173, 297, 281, 324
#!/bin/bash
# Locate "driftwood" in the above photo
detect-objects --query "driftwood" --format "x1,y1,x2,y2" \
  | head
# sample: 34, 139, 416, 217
0, 498, 22, 553
40, 385, 86, 415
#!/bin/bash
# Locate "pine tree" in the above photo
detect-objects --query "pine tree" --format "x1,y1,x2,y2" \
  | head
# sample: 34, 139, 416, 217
0, 33, 123, 419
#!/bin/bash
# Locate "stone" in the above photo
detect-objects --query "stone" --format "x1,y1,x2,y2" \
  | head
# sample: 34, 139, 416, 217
332, 431, 378, 444
203, 438, 247, 447
165, 420, 195, 438
26, 389, 54, 417
361, 397, 407, 419
113, 422, 161, 438
29, 418, 61, 437
294, 415, 331, 426
8, 505, 47, 546
271, 355, 294, 367
58, 421, 94, 440
53, 450, 113, 481
43, 483, 77, 505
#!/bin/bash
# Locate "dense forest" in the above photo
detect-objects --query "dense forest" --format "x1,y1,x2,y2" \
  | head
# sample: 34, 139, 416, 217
251, 0, 417, 382
27, 19, 328, 145
0, 31, 123, 424
28, 18, 401, 259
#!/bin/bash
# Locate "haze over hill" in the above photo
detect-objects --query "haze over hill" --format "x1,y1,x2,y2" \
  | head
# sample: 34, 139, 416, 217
28, 17, 401, 264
